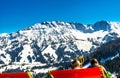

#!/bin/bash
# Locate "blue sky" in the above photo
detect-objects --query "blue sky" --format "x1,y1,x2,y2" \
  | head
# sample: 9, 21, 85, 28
0, 0, 120, 34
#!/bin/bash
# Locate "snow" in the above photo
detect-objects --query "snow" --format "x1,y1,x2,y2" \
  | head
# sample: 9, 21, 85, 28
42, 45, 58, 60
83, 63, 91, 68
0, 50, 11, 64
75, 40, 92, 51
33, 67, 57, 73
19, 44, 34, 63
110, 22, 120, 36
0, 33, 9, 37
0, 21, 120, 76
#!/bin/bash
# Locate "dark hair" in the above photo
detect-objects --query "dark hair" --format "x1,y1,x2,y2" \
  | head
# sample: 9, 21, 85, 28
72, 59, 78, 64
90, 58, 98, 65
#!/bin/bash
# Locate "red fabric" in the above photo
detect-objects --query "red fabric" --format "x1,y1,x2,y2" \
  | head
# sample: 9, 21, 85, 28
50, 67, 102, 78
0, 72, 30, 78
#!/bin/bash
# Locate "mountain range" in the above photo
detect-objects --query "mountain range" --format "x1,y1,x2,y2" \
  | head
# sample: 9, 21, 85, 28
0, 20, 120, 77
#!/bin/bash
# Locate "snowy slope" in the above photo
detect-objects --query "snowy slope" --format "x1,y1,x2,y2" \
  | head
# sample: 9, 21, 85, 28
0, 21, 120, 75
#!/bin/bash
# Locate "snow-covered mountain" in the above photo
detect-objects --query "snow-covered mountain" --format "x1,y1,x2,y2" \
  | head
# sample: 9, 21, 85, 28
0, 20, 120, 77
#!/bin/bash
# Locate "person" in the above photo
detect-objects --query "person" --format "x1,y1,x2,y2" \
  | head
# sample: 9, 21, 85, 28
89, 58, 108, 78
71, 56, 84, 69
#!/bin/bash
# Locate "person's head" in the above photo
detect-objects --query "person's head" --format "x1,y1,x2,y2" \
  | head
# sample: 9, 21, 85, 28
76, 56, 84, 64
90, 58, 99, 66
71, 56, 84, 69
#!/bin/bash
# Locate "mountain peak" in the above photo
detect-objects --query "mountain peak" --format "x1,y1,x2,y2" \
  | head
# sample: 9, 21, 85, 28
93, 20, 111, 31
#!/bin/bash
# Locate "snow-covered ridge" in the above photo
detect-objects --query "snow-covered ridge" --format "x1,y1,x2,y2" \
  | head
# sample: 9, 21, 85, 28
0, 20, 120, 74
